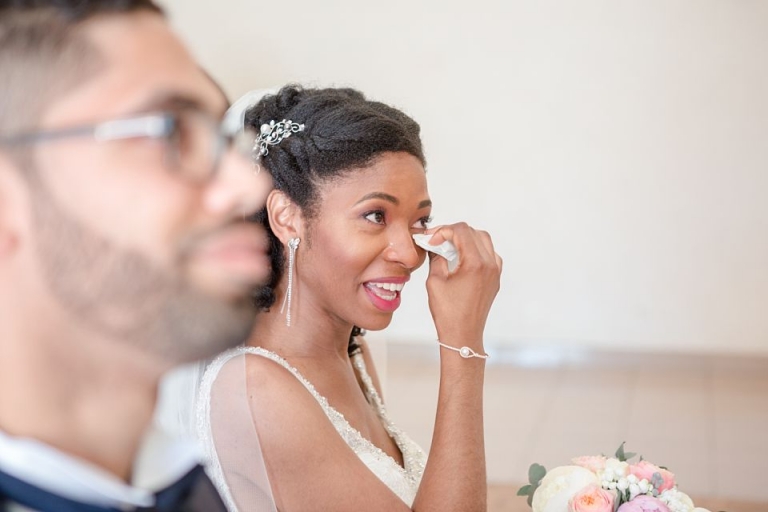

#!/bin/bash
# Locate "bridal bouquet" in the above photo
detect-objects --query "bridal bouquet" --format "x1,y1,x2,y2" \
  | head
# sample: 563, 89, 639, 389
517, 444, 717, 512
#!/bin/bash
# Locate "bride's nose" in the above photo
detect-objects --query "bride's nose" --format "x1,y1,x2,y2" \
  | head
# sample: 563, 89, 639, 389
383, 229, 421, 269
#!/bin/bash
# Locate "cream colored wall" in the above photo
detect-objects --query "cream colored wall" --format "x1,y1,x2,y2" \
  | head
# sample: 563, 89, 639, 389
162, 0, 768, 355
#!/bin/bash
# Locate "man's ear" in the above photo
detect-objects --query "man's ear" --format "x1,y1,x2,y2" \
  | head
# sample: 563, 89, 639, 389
0, 154, 25, 257
265, 189, 303, 245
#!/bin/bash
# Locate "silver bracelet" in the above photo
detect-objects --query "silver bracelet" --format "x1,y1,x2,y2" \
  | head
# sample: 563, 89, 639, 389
437, 340, 489, 359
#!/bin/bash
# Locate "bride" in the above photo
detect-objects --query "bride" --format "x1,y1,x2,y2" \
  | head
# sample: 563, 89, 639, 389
195, 85, 502, 511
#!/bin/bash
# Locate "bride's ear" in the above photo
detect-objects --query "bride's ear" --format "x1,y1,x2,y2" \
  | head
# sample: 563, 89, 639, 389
266, 189, 303, 245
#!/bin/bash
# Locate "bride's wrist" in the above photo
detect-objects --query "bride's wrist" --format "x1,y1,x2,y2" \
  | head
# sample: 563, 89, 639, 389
437, 340, 489, 360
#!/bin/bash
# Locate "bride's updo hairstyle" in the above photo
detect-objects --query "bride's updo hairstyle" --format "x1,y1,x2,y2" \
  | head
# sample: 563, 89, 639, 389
245, 85, 425, 351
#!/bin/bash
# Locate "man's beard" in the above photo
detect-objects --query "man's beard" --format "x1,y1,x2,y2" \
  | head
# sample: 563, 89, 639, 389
29, 183, 259, 364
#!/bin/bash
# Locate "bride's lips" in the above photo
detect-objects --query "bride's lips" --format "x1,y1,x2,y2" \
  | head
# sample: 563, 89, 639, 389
188, 224, 271, 287
363, 276, 409, 313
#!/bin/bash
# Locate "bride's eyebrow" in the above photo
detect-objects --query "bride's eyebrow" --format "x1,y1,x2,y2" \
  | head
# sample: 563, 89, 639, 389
354, 194, 433, 210
355, 192, 399, 205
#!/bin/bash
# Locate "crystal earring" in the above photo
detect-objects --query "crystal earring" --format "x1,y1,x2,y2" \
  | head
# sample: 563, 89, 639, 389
280, 237, 300, 327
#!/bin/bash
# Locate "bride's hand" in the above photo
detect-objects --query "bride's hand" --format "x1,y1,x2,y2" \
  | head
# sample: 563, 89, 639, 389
423, 223, 502, 354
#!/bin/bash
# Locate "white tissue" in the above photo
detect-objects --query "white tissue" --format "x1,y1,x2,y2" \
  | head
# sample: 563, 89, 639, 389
412, 234, 459, 272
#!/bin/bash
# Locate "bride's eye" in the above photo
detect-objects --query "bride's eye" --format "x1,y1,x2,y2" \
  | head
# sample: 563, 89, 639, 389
364, 210, 386, 225
412, 216, 432, 230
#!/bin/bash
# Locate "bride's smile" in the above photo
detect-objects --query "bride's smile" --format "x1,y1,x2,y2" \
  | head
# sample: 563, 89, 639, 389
364, 276, 409, 312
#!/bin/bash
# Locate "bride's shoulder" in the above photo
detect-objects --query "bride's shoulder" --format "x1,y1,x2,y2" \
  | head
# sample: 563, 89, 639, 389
239, 352, 347, 455
237, 347, 326, 413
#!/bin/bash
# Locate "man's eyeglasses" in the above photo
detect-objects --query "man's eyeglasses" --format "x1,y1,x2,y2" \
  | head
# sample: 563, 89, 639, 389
0, 109, 258, 182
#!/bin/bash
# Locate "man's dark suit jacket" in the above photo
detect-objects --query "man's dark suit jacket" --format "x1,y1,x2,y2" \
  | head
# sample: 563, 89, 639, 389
0, 465, 227, 512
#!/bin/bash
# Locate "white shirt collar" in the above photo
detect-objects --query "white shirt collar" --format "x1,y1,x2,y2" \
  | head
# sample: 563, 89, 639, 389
0, 426, 201, 509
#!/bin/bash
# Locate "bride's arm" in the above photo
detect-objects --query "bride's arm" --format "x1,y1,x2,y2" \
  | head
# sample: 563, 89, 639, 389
411, 222, 502, 512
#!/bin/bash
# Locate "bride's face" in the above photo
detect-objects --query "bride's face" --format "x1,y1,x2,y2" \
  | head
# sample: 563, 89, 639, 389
296, 151, 431, 331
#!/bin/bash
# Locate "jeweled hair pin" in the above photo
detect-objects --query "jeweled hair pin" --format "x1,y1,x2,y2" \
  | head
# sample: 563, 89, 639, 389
255, 119, 305, 157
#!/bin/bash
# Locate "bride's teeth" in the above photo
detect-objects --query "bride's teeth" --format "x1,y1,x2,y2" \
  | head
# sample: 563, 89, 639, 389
370, 282, 405, 292
368, 283, 405, 300
366, 282, 406, 301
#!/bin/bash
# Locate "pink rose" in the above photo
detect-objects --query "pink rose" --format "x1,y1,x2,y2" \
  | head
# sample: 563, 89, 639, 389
629, 461, 675, 493
617, 495, 671, 512
568, 484, 615, 512
572, 456, 607, 473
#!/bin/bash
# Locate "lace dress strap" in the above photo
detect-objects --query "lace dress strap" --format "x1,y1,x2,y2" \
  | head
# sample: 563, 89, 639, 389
350, 353, 427, 486
350, 353, 398, 437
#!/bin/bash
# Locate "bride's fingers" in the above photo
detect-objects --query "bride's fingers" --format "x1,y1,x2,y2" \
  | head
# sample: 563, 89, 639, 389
423, 225, 450, 246
473, 229, 498, 265
427, 224, 483, 269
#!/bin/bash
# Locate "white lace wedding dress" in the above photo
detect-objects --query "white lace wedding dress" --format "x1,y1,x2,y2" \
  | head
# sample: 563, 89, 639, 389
196, 345, 427, 511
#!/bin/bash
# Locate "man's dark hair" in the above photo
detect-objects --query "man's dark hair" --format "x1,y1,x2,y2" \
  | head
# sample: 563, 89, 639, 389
244, 85, 425, 354
0, 0, 165, 137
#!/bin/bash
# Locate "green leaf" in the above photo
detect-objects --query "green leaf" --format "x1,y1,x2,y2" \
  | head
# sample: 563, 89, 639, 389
528, 463, 546, 485
615, 442, 636, 462
517, 485, 533, 496
527, 493, 533, 507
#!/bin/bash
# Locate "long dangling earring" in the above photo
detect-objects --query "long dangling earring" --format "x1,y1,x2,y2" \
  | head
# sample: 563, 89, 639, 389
280, 237, 300, 327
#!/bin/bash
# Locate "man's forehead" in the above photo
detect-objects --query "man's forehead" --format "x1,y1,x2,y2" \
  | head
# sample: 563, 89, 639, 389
42, 10, 227, 126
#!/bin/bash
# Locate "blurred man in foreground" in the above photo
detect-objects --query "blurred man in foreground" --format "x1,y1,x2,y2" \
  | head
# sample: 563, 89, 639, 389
0, 1, 272, 510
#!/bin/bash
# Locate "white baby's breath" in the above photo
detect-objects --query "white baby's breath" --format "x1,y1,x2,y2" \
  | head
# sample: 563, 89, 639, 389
599, 458, 629, 482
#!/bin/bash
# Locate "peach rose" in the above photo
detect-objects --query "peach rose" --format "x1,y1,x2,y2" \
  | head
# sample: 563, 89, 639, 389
572, 456, 607, 473
617, 495, 671, 512
569, 483, 615, 512
629, 461, 675, 493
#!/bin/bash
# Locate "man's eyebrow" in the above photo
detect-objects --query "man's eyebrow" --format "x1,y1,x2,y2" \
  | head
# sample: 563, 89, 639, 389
418, 199, 432, 209
131, 92, 222, 117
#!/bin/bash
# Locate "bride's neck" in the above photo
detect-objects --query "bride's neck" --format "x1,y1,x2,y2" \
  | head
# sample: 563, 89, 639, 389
247, 293, 353, 361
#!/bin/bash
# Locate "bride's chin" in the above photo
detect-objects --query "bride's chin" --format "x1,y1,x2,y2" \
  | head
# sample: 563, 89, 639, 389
352, 313, 395, 333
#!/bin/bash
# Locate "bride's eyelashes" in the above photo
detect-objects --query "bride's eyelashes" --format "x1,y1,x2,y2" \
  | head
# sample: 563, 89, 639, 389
363, 209, 386, 225
362, 209, 432, 230
413, 215, 432, 230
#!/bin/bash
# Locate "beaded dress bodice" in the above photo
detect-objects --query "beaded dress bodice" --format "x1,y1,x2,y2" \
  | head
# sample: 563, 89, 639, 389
246, 346, 427, 506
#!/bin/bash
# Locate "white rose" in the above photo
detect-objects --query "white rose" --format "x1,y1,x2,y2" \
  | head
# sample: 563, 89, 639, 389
660, 489, 695, 512
532, 466, 599, 512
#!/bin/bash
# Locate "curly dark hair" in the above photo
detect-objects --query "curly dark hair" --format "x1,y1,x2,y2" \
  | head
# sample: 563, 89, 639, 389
245, 85, 425, 355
